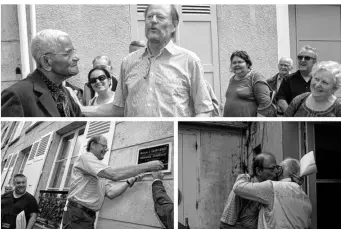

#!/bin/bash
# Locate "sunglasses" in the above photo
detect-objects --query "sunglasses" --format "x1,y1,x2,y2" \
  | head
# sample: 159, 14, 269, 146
297, 55, 314, 61
89, 75, 108, 84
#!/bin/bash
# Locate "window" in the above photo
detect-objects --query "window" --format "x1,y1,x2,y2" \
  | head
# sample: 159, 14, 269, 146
48, 127, 85, 191
19, 149, 31, 174
11, 122, 25, 142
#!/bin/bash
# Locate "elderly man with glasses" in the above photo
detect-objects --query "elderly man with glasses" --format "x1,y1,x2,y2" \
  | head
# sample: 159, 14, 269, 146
276, 45, 318, 113
1, 29, 82, 117
63, 135, 164, 229
220, 152, 281, 229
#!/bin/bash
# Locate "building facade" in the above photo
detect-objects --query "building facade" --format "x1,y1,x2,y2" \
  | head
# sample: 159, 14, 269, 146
178, 121, 341, 229
2, 4, 340, 108
1, 121, 174, 229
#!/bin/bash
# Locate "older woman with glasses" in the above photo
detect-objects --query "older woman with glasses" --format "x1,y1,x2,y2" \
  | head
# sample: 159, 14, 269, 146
223, 50, 276, 117
233, 158, 312, 229
87, 66, 115, 106
285, 61, 341, 117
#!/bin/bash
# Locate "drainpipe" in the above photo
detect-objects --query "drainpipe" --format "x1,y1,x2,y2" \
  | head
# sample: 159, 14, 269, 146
17, 4, 30, 78
30, 4, 36, 70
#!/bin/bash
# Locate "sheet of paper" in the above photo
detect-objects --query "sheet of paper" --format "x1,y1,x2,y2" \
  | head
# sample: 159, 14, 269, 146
300, 151, 317, 177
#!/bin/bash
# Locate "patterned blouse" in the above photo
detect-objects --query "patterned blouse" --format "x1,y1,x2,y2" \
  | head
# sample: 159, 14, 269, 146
284, 92, 341, 117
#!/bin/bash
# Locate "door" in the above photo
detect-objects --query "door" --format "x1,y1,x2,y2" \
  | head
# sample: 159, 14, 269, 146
305, 122, 341, 229
130, 4, 221, 101
23, 132, 54, 195
178, 124, 244, 229
290, 5, 341, 97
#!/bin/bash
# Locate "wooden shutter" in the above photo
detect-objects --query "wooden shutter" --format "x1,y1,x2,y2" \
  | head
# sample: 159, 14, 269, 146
23, 132, 54, 195
178, 4, 220, 102
2, 153, 19, 189
83, 121, 116, 165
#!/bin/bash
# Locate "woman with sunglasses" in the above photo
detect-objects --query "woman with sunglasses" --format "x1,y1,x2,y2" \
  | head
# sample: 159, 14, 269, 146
285, 61, 341, 117
87, 67, 115, 106
223, 50, 276, 117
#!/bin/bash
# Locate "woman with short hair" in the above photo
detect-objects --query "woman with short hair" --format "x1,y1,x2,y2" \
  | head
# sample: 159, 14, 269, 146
87, 67, 115, 106
223, 50, 276, 117
285, 61, 341, 117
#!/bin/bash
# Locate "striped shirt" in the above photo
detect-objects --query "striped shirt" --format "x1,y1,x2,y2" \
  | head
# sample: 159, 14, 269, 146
113, 40, 213, 117
220, 176, 260, 229
67, 152, 109, 211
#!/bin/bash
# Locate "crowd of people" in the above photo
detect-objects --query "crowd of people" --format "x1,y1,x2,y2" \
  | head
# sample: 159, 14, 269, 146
2, 4, 340, 117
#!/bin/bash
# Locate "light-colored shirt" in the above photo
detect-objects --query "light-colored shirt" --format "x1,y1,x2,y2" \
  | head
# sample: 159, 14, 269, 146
276, 75, 284, 92
233, 174, 312, 229
88, 92, 115, 106
67, 152, 110, 211
113, 40, 213, 117
220, 176, 260, 229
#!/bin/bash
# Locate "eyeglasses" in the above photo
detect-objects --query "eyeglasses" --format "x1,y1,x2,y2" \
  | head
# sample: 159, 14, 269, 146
46, 48, 77, 58
262, 165, 283, 173
146, 14, 167, 22
96, 142, 108, 150
297, 55, 314, 61
89, 75, 108, 84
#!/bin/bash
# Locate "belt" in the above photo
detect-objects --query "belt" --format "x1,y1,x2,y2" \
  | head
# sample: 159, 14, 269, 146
68, 200, 96, 217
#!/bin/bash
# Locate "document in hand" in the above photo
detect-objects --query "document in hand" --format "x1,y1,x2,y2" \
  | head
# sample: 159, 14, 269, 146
300, 151, 317, 177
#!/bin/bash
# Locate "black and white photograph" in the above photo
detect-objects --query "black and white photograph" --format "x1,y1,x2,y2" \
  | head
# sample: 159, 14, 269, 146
1, 4, 341, 117
178, 121, 341, 229
1, 121, 174, 229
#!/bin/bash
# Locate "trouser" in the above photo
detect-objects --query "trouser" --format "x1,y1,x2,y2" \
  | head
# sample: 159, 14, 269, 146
220, 221, 250, 229
62, 201, 96, 229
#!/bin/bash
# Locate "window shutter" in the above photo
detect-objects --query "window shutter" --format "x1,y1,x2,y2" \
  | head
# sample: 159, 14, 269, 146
86, 121, 111, 139
4, 155, 12, 169
23, 132, 54, 195
181, 5, 211, 14
9, 153, 18, 168
28, 141, 39, 161
137, 4, 148, 13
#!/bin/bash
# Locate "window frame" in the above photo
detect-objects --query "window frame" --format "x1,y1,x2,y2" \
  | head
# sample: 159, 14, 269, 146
46, 125, 86, 191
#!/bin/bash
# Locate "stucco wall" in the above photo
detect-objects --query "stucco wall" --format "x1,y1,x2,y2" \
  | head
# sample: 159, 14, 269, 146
98, 121, 174, 229
1, 5, 21, 90
35, 4, 131, 89
217, 5, 278, 104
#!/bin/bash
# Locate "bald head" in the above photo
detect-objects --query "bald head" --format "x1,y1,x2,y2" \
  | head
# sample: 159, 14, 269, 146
252, 152, 278, 182
278, 57, 293, 77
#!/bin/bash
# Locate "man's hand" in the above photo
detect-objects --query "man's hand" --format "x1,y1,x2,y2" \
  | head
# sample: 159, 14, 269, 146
152, 171, 165, 180
127, 173, 146, 187
145, 160, 164, 171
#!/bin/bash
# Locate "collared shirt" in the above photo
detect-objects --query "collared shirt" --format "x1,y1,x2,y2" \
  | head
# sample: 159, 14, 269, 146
233, 174, 312, 229
38, 70, 71, 117
276, 74, 284, 92
67, 152, 109, 211
276, 70, 311, 104
114, 40, 213, 117
220, 176, 260, 229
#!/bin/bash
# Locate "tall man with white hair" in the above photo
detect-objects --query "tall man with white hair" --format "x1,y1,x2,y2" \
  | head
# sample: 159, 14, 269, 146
82, 4, 213, 117
1, 29, 82, 117
233, 158, 312, 229
276, 45, 318, 112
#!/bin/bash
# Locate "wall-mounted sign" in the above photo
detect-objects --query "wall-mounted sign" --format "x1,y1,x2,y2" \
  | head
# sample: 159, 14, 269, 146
137, 143, 171, 173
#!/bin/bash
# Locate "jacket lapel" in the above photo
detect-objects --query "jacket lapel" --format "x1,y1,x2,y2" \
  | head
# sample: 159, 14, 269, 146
31, 70, 61, 117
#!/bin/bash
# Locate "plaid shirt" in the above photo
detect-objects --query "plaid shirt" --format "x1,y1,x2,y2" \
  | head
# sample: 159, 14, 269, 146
220, 176, 260, 229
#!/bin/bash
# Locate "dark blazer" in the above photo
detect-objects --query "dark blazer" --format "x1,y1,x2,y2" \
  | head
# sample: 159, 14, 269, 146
152, 180, 174, 229
1, 69, 82, 117
266, 73, 279, 93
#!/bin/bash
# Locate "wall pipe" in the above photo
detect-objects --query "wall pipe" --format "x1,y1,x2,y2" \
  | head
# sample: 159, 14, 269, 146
17, 4, 30, 78
30, 4, 37, 70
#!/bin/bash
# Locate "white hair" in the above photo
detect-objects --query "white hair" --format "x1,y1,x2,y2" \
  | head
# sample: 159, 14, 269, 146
299, 45, 318, 60
278, 56, 293, 67
312, 61, 341, 90
31, 29, 69, 67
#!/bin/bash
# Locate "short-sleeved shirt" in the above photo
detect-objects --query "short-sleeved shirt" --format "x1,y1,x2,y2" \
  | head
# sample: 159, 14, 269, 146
113, 40, 213, 117
223, 71, 273, 117
67, 152, 110, 211
276, 70, 311, 104
284, 92, 341, 117
1, 191, 39, 229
